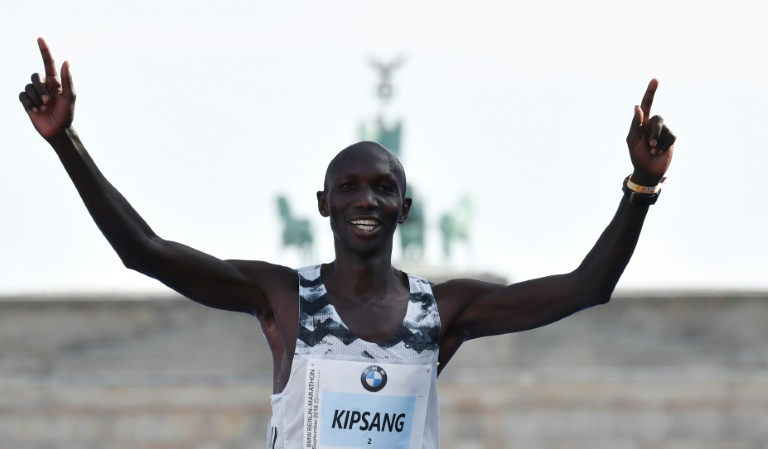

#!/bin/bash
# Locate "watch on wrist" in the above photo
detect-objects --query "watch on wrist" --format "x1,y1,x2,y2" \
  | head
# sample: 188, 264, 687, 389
622, 175, 661, 205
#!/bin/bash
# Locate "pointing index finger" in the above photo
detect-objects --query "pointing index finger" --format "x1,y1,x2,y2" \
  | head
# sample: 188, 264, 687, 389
37, 37, 58, 79
640, 78, 658, 121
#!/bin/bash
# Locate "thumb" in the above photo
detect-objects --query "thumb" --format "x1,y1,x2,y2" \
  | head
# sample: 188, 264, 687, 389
60, 61, 76, 102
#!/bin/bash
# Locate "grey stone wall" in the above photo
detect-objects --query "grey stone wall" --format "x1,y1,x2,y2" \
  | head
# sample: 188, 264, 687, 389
1, 291, 767, 448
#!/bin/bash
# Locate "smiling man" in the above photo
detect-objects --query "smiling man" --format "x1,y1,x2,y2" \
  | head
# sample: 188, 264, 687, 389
19, 38, 675, 449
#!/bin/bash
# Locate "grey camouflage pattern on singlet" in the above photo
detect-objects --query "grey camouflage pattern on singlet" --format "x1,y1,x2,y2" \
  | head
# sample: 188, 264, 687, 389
296, 265, 440, 359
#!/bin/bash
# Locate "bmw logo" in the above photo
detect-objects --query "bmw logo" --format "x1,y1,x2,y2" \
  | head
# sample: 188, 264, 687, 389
360, 365, 388, 392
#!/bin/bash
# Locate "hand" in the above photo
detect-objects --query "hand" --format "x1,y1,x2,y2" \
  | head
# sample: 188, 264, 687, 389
18, 38, 76, 140
625, 79, 675, 186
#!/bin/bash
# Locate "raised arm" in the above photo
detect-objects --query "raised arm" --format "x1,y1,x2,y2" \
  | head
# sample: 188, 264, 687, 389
436, 79, 676, 354
18, 38, 284, 315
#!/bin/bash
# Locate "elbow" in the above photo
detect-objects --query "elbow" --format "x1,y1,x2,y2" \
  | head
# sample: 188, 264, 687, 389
114, 237, 161, 275
588, 282, 618, 307
575, 289, 612, 311
571, 270, 616, 308
120, 255, 142, 272
119, 252, 147, 274
593, 291, 613, 306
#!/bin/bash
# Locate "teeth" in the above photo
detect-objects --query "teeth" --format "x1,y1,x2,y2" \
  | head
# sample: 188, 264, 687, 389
350, 219, 379, 231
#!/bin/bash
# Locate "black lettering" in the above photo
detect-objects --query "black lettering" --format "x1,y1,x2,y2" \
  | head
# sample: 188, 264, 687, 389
395, 413, 406, 432
329, 409, 408, 433
332, 410, 345, 429
369, 412, 381, 431
383, 413, 395, 432
359, 412, 370, 430
349, 411, 361, 427
306, 368, 315, 444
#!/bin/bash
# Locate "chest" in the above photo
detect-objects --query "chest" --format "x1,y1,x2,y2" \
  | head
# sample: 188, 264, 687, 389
330, 295, 410, 343
295, 266, 441, 361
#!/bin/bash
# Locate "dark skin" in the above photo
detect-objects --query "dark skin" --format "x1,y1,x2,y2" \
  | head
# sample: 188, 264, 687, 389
20, 38, 676, 393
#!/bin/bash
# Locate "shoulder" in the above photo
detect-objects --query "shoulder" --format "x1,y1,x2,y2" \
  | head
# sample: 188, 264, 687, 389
226, 259, 297, 282
431, 278, 505, 327
432, 278, 505, 303
225, 259, 299, 300
431, 278, 506, 369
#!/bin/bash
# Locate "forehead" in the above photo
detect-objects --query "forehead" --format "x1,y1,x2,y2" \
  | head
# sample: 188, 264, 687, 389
326, 143, 405, 186
333, 148, 398, 177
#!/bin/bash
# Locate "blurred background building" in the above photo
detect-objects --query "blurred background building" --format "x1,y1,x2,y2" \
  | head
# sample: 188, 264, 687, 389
3, 290, 768, 448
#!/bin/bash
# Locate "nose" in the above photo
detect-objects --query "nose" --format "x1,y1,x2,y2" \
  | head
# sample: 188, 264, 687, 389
353, 185, 377, 209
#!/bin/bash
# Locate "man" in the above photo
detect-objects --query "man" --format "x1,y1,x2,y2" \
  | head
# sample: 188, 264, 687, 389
19, 38, 675, 449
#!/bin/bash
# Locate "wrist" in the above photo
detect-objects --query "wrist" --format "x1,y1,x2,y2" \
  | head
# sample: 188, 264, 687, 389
630, 171, 664, 187
45, 127, 78, 146
621, 175, 664, 206
623, 175, 662, 206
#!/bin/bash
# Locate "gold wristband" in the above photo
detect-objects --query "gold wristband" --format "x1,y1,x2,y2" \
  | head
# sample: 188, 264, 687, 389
626, 175, 664, 194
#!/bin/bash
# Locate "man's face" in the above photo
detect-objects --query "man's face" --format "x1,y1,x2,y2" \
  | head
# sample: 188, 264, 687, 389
318, 145, 411, 256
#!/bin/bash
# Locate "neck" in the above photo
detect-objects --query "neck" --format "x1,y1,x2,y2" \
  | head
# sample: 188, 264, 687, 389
324, 243, 404, 303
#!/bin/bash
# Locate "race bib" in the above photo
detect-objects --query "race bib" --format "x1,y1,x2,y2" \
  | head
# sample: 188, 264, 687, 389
303, 358, 433, 449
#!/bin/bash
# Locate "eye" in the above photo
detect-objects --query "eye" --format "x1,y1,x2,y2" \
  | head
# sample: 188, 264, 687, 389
378, 183, 396, 193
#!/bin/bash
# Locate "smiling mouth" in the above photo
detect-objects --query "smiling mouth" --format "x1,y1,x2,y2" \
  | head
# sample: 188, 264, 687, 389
350, 219, 380, 231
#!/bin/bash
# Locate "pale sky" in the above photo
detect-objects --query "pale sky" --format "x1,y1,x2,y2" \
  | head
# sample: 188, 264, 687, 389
1, 0, 766, 294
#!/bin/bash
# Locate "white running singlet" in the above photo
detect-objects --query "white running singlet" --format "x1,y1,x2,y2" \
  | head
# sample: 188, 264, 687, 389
267, 265, 441, 449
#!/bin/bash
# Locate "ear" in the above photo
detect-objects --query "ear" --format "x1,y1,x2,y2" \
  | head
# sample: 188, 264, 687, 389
317, 191, 330, 217
398, 197, 412, 224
